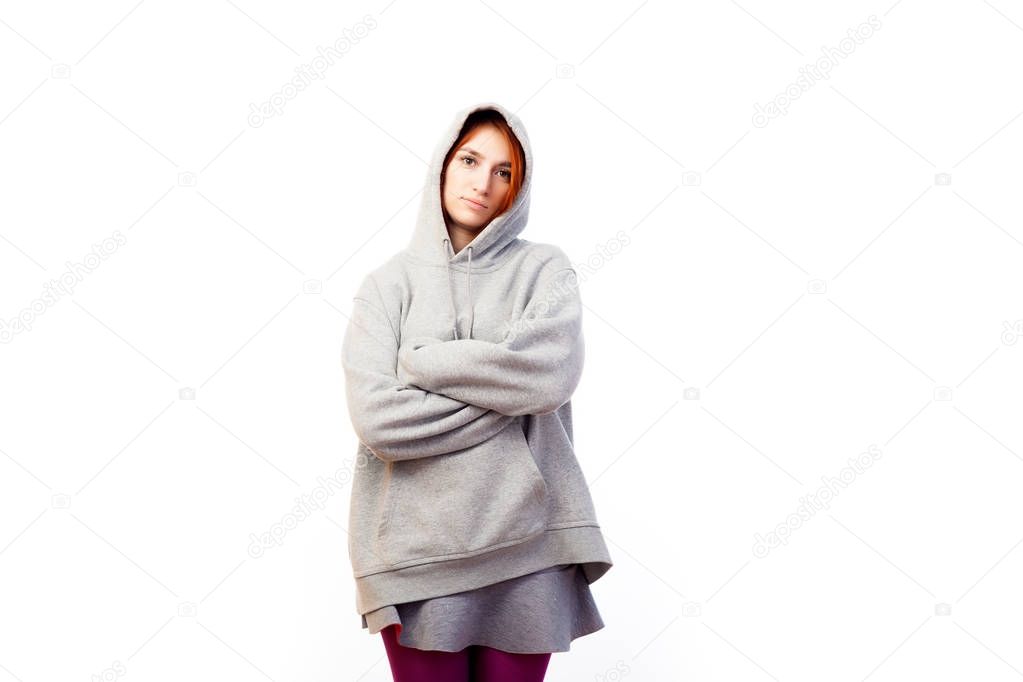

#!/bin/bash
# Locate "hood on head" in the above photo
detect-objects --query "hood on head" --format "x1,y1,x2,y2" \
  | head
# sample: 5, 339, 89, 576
406, 101, 533, 269
406, 102, 533, 340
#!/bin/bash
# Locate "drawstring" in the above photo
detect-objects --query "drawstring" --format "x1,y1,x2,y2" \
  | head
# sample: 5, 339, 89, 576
442, 238, 458, 339
441, 237, 474, 340
466, 245, 474, 339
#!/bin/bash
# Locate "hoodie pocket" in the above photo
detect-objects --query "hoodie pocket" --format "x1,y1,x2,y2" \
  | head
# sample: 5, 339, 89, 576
377, 417, 549, 567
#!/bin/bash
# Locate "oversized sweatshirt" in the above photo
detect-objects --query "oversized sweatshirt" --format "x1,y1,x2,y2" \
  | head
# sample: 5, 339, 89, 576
341, 101, 613, 621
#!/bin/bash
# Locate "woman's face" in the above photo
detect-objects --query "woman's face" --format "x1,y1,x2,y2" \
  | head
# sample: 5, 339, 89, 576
442, 123, 513, 236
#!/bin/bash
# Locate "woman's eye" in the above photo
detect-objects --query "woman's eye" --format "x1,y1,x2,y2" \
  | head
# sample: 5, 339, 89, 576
460, 156, 509, 179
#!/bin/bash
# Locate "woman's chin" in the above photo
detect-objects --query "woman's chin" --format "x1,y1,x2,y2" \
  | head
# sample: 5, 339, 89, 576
453, 213, 490, 231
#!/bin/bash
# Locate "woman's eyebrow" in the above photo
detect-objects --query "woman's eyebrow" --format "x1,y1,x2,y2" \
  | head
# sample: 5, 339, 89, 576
460, 147, 511, 167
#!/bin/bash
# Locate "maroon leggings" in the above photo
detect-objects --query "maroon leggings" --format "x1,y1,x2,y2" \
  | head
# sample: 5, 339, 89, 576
380, 624, 552, 681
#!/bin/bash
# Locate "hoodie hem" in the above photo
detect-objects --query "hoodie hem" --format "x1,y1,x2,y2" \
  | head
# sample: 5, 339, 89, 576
353, 524, 613, 617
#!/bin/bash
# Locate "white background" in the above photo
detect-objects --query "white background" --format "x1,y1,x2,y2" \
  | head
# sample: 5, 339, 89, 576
2, 1, 1023, 680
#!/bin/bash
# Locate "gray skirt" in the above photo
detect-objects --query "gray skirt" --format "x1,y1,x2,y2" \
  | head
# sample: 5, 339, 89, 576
361, 563, 605, 654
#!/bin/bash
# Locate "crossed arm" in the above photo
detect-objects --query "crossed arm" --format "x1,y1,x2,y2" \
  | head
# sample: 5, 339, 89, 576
341, 263, 584, 462
342, 273, 515, 462
397, 266, 584, 418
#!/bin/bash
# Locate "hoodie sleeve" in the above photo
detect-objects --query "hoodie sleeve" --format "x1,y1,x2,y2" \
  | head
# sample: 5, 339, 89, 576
398, 266, 584, 417
341, 273, 516, 462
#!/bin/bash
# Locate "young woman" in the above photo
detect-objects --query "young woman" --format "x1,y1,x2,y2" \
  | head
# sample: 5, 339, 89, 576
341, 102, 613, 681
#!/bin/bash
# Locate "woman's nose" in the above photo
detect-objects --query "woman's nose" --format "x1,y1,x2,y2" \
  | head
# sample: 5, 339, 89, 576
473, 171, 491, 195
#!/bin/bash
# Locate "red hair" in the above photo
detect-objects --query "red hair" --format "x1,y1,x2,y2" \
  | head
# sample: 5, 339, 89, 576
441, 109, 527, 219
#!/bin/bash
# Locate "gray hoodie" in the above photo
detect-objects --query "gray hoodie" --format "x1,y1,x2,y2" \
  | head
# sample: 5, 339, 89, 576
341, 101, 613, 623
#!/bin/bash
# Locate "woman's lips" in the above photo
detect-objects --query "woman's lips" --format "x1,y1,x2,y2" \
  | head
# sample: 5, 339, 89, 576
462, 197, 487, 211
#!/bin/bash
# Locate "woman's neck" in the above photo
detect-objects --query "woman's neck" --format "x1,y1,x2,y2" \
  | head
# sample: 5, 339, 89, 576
446, 224, 481, 255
